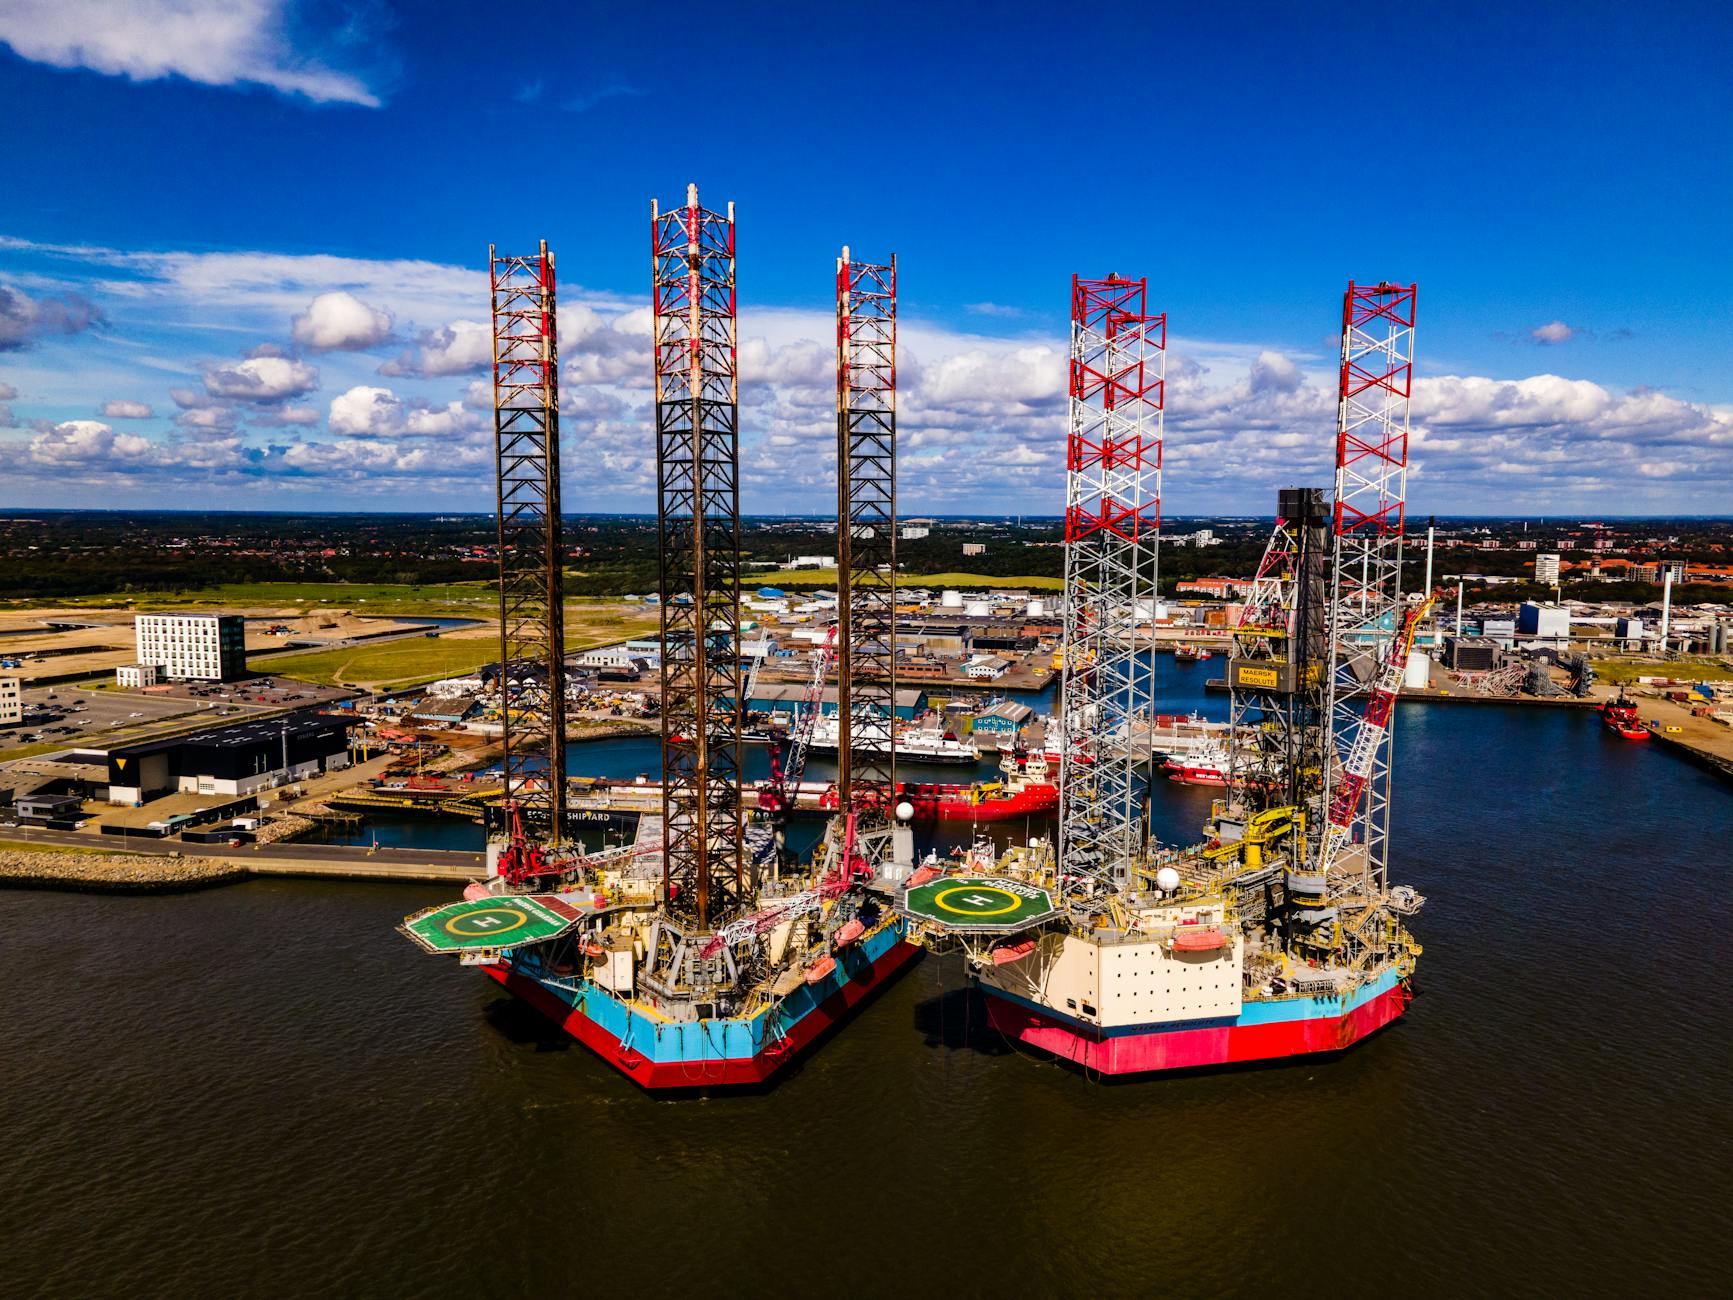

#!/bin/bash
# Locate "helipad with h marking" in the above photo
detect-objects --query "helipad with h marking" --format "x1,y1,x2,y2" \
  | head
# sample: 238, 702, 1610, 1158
898, 875, 1059, 933
401, 894, 584, 954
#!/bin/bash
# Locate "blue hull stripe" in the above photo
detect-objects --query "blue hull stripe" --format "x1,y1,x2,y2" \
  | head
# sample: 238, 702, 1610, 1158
982, 967, 1402, 1038
509, 919, 909, 1065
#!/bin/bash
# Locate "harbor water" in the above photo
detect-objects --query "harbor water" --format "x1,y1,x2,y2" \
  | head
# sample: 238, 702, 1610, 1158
3, 662, 1729, 1296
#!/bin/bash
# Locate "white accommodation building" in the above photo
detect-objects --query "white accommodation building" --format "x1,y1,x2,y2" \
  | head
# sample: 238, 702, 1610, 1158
134, 613, 247, 681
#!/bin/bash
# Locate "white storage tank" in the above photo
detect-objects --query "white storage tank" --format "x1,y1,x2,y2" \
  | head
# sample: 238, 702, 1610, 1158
940, 589, 964, 609
1026, 599, 1047, 617
965, 600, 991, 618
1404, 649, 1431, 690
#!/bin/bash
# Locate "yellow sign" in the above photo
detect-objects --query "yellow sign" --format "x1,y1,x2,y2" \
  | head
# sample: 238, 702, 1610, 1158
117, 757, 128, 770
1237, 666, 1280, 689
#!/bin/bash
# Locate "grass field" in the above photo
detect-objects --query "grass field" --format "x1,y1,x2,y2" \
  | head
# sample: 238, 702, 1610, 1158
1590, 657, 1733, 684
45, 581, 498, 616
260, 607, 659, 688
768, 569, 1063, 590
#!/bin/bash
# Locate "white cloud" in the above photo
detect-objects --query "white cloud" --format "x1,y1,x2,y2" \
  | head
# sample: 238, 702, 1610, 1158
379, 319, 492, 378
203, 354, 317, 402
0, 0, 381, 106
99, 398, 154, 418
0, 382, 15, 401
328, 385, 402, 436
27, 419, 152, 465
174, 404, 236, 432
291, 290, 393, 351
1532, 320, 1574, 345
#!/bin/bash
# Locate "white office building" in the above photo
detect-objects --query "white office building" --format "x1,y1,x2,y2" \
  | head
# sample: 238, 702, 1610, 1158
116, 663, 162, 689
134, 613, 247, 682
1534, 553, 1561, 584
0, 676, 20, 726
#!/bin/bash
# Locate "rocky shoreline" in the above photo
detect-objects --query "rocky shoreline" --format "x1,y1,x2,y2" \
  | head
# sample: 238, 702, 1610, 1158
0, 849, 248, 894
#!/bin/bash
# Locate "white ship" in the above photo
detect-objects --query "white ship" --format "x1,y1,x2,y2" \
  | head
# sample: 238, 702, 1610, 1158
807, 713, 980, 764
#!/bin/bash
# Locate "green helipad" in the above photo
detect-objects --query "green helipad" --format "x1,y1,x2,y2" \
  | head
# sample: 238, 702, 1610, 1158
898, 876, 1059, 934
401, 895, 582, 955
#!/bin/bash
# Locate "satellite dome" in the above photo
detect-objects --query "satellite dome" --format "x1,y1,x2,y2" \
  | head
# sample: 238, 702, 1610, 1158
1155, 866, 1181, 892
895, 801, 915, 822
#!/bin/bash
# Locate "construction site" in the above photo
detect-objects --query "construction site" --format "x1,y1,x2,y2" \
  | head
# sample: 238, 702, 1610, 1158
396, 187, 1438, 1088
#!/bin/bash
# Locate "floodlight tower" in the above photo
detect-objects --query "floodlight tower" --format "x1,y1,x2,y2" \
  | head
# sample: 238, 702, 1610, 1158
1321, 281, 1418, 902
834, 248, 898, 816
651, 185, 746, 933
1057, 275, 1165, 899
489, 242, 568, 837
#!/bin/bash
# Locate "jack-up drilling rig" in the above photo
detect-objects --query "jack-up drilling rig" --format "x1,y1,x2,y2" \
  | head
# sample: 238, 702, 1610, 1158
401, 197, 919, 1089
896, 278, 1429, 1076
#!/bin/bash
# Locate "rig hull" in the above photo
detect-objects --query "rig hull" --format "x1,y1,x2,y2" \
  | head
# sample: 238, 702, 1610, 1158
980, 968, 1411, 1074
481, 921, 921, 1089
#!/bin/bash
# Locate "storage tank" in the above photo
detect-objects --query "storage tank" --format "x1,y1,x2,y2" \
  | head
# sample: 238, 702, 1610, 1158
939, 589, 964, 609
1404, 649, 1431, 690
1026, 599, 1047, 618
965, 600, 991, 618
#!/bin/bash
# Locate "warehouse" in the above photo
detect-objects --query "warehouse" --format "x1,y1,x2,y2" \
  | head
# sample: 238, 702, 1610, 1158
106, 711, 352, 805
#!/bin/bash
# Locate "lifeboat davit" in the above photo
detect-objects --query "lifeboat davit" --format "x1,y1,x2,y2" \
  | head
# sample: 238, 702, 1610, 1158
833, 918, 866, 946
804, 955, 838, 984
1171, 926, 1227, 952
991, 939, 1037, 965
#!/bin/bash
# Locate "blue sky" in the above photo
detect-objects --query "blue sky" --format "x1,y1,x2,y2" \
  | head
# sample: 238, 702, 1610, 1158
1, 0, 1729, 516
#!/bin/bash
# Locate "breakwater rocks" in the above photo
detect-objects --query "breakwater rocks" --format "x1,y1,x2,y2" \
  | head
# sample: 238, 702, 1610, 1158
0, 849, 248, 893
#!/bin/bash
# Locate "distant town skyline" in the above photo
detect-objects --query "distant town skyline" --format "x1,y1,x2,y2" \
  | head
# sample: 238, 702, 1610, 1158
1, 1, 1728, 516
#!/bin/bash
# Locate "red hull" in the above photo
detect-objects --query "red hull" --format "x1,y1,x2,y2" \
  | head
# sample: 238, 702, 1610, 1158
1163, 765, 1227, 787
901, 783, 1058, 822
480, 939, 922, 1089
985, 983, 1411, 1073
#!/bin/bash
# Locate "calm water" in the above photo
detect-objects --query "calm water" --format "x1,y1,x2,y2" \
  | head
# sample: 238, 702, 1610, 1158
4, 677, 1729, 1296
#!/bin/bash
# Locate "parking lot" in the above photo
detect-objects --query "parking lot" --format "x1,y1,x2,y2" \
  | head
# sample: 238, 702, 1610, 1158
0, 676, 353, 759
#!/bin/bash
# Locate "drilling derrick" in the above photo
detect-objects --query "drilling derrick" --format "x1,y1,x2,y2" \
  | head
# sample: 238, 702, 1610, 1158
834, 248, 898, 817
489, 242, 567, 837
652, 185, 745, 935
1226, 487, 1331, 819
1321, 281, 1418, 907
1059, 275, 1164, 898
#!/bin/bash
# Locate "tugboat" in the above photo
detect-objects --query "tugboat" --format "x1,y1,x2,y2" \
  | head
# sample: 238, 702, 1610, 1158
1600, 692, 1649, 740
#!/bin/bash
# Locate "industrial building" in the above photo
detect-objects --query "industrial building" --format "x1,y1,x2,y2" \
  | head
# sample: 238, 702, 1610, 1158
106, 711, 351, 805
0, 675, 19, 726
1517, 602, 1572, 643
134, 613, 247, 681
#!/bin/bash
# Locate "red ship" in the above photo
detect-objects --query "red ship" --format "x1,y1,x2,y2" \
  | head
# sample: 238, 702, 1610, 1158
1600, 694, 1648, 740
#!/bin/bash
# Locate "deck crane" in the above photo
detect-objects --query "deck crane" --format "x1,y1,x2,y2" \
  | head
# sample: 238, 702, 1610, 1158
746, 624, 838, 869
1315, 590, 1437, 880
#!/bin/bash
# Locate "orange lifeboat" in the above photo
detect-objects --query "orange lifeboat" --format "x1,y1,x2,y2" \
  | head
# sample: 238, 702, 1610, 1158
1171, 926, 1226, 952
580, 940, 606, 958
907, 865, 942, 887
804, 955, 837, 984
991, 939, 1037, 965
833, 918, 866, 946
